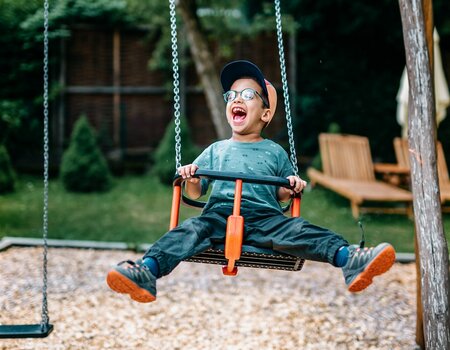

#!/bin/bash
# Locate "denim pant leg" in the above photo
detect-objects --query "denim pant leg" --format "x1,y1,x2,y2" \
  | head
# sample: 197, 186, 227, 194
244, 214, 348, 266
143, 210, 228, 277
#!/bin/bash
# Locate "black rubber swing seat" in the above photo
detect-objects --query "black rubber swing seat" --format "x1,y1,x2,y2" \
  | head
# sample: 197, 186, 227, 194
173, 170, 306, 273
0, 324, 53, 339
185, 244, 305, 271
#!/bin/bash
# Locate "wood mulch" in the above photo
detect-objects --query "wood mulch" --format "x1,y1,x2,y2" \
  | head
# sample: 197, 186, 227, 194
0, 247, 419, 350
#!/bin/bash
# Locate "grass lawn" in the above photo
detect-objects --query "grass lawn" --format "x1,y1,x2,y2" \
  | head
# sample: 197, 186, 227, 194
0, 175, 198, 245
1, 175, 449, 253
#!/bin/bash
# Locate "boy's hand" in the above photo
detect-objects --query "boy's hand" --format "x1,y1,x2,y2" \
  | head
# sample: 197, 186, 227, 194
287, 175, 307, 194
278, 175, 307, 201
178, 164, 200, 184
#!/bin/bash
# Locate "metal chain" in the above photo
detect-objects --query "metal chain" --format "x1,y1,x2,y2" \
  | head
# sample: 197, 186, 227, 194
274, 0, 299, 176
41, 0, 50, 329
169, 0, 182, 170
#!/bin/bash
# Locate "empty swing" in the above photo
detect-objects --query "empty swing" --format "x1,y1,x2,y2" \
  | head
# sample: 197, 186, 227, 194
168, 0, 305, 276
0, 0, 53, 339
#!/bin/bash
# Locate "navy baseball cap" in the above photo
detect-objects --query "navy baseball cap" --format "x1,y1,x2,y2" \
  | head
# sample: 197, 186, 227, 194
220, 60, 270, 108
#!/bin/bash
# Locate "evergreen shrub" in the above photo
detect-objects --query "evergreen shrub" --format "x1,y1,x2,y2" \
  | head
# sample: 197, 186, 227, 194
60, 116, 112, 192
152, 116, 200, 185
0, 145, 16, 193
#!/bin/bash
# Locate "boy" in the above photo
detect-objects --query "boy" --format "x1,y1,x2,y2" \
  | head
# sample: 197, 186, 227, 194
106, 60, 396, 303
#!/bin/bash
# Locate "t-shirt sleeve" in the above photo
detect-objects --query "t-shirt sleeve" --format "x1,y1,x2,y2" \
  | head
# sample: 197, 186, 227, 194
193, 144, 214, 196
279, 149, 294, 177
277, 146, 295, 178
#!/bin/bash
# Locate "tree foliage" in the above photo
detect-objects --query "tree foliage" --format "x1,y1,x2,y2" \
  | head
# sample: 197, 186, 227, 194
123, 0, 450, 161
60, 116, 112, 192
152, 116, 200, 185
0, 0, 133, 167
292, 0, 406, 159
2, 0, 449, 169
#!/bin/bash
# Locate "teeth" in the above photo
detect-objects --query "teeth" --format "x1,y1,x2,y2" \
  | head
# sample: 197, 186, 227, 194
232, 107, 245, 114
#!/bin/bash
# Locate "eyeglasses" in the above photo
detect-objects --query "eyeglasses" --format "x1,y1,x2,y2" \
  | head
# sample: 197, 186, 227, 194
223, 88, 269, 108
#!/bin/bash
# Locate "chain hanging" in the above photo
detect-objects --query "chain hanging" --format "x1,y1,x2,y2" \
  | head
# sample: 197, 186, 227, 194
41, 0, 51, 330
169, 0, 182, 170
274, 0, 299, 176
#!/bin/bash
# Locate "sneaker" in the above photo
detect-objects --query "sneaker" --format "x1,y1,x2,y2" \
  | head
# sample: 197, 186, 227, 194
106, 259, 157, 303
342, 243, 396, 292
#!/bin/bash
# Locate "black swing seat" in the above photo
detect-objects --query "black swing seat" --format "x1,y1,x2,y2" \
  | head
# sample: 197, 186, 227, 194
174, 170, 306, 272
185, 244, 305, 271
0, 324, 53, 339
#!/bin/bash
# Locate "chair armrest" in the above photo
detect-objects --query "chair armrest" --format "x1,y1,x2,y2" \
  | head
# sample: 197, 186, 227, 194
373, 163, 410, 175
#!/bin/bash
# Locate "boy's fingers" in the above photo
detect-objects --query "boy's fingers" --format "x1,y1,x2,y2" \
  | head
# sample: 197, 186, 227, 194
177, 165, 198, 178
180, 167, 189, 178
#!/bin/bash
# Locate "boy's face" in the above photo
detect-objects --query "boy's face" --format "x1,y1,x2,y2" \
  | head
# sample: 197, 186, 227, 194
225, 78, 271, 139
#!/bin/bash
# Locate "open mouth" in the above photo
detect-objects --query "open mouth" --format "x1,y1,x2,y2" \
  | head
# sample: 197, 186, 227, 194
232, 107, 247, 123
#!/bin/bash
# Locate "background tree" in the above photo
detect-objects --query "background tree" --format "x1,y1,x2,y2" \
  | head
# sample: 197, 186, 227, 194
60, 116, 112, 192
125, 0, 449, 161
152, 116, 200, 185
0, 0, 134, 169
290, 0, 450, 161
399, 0, 450, 347
1, 0, 449, 170
125, 0, 287, 140
0, 0, 43, 165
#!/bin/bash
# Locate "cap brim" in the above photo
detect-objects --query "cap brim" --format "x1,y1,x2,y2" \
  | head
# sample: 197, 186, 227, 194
220, 60, 269, 107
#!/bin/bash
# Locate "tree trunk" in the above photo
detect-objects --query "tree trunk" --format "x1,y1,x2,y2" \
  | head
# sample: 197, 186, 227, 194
414, 228, 425, 349
177, 0, 229, 140
398, 0, 450, 349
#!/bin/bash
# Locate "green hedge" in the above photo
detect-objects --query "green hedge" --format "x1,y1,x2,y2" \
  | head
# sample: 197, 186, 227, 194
152, 116, 200, 185
60, 116, 112, 192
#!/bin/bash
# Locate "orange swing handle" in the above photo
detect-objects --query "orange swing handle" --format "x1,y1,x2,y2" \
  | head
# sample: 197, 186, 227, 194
222, 179, 244, 276
291, 195, 301, 217
169, 184, 182, 230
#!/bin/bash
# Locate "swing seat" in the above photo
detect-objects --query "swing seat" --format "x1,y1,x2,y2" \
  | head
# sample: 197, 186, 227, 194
184, 243, 305, 272
0, 324, 53, 339
171, 170, 305, 275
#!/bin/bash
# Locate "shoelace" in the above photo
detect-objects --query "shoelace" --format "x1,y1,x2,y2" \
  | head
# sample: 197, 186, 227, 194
117, 260, 153, 283
118, 259, 138, 267
358, 221, 366, 249
118, 260, 147, 273
346, 222, 369, 260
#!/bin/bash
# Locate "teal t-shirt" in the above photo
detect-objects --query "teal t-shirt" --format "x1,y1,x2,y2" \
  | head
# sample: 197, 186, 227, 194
193, 139, 294, 214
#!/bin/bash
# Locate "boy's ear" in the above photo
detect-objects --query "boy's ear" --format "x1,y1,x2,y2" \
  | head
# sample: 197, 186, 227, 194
261, 108, 272, 123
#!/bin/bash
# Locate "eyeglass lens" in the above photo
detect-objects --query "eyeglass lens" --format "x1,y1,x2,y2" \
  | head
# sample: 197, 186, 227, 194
223, 88, 256, 103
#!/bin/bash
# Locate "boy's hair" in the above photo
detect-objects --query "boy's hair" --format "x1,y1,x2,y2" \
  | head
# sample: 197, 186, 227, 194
220, 60, 277, 124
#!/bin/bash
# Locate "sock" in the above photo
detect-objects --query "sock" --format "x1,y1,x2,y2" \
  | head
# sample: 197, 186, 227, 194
143, 257, 160, 277
334, 246, 349, 267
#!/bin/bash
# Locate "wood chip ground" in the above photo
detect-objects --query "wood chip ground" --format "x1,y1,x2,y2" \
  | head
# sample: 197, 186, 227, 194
0, 247, 418, 349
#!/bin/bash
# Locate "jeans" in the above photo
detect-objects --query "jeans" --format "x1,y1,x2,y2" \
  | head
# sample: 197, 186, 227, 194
144, 206, 348, 277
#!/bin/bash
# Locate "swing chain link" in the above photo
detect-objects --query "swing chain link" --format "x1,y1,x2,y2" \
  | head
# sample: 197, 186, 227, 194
169, 0, 182, 170
274, 0, 299, 176
41, 0, 50, 329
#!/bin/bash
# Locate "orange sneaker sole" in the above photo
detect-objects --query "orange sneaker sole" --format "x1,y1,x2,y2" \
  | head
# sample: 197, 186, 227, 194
106, 270, 156, 303
348, 245, 396, 293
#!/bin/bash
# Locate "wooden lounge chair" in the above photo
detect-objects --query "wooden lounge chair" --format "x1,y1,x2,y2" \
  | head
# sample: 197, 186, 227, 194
392, 137, 450, 212
307, 133, 413, 219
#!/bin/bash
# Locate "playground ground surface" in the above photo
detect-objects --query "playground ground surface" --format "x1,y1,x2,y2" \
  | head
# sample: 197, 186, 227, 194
0, 247, 418, 350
